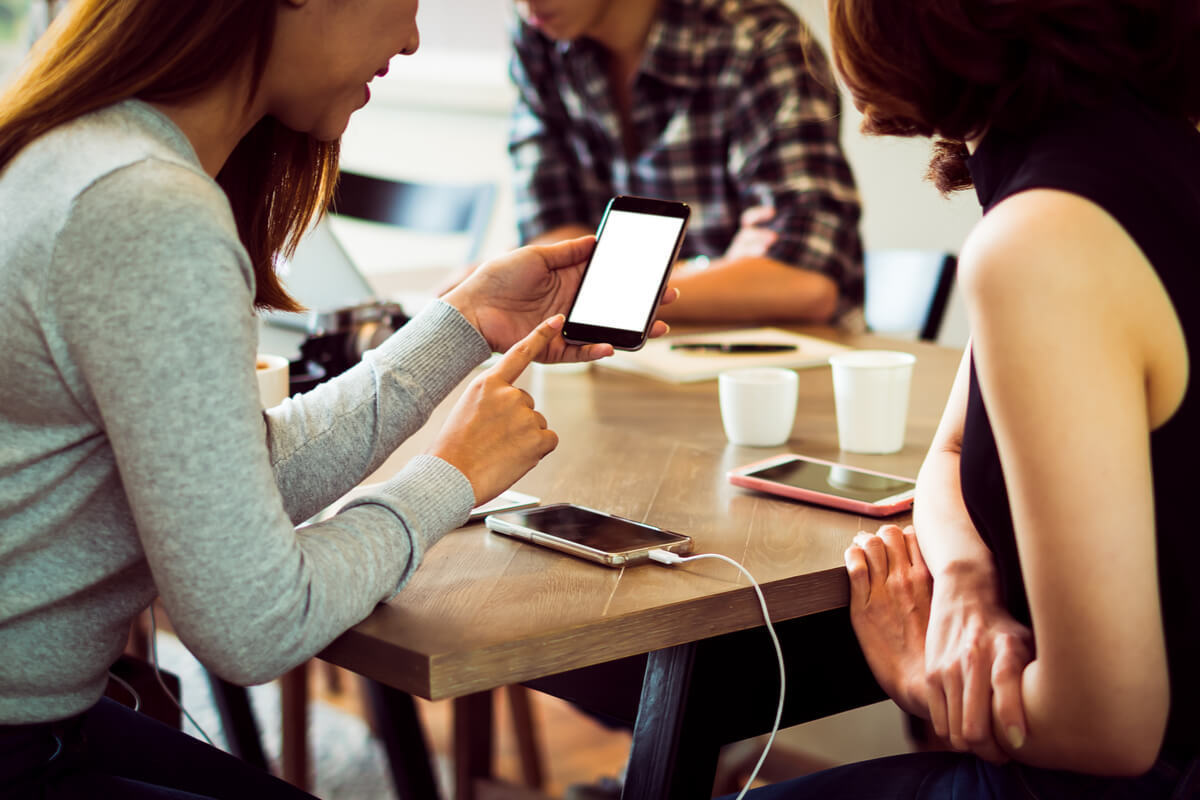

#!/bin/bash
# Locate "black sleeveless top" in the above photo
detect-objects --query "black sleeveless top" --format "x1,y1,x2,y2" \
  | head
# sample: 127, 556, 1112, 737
961, 94, 1200, 761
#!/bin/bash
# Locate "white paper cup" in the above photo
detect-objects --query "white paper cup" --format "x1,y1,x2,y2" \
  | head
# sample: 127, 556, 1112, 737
718, 367, 799, 447
828, 350, 916, 454
255, 353, 290, 409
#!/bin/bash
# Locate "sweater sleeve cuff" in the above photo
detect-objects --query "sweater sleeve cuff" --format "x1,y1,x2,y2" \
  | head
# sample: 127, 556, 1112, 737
340, 454, 476, 597
371, 299, 492, 401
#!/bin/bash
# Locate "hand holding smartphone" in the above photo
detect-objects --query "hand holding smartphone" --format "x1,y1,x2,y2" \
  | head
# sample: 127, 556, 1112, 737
728, 454, 917, 517
562, 196, 690, 351
485, 503, 693, 566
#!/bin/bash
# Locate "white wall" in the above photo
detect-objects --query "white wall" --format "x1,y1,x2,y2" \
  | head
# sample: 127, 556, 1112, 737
786, 0, 980, 253
787, 0, 973, 346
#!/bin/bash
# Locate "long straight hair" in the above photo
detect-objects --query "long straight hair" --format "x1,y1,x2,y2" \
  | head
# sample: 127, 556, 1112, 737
0, 0, 339, 311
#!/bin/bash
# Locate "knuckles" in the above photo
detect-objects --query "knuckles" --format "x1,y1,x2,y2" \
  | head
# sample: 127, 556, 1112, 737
887, 572, 914, 597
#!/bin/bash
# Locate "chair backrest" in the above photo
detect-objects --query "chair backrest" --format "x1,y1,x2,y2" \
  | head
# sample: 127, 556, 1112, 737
332, 171, 496, 263
863, 250, 957, 342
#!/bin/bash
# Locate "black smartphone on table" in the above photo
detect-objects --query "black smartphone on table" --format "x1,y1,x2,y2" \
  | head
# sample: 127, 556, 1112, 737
563, 195, 690, 351
485, 503, 693, 567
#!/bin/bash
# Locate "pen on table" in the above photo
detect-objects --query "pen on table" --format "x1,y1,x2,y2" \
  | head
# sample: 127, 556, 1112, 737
669, 342, 799, 353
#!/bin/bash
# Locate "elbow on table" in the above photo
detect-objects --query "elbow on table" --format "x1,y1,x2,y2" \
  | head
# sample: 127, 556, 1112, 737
800, 281, 839, 323
773, 273, 837, 323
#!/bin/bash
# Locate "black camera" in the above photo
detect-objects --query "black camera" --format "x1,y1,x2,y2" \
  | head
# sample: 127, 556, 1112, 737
289, 301, 410, 393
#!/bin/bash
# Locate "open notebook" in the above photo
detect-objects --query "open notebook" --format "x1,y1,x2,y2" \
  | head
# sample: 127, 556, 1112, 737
596, 327, 852, 383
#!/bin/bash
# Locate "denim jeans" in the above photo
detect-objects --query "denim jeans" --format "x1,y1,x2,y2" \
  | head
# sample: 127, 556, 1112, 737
0, 698, 315, 800
730, 749, 1200, 800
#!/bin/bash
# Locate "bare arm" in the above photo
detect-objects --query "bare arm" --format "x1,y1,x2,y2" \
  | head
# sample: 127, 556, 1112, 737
523, 223, 837, 324
907, 346, 1034, 759
960, 188, 1180, 773
661, 255, 838, 324
913, 347, 994, 576
844, 343, 1033, 761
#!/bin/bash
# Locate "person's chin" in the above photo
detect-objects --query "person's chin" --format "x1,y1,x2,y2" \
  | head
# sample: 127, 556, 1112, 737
546, 24, 584, 41
274, 105, 353, 142
305, 117, 352, 143
310, 104, 358, 142
525, 14, 579, 41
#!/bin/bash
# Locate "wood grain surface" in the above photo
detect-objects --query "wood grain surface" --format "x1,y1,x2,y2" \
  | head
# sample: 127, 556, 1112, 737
318, 330, 962, 699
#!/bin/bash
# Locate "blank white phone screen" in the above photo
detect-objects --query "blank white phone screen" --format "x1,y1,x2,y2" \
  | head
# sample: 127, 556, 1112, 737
568, 210, 685, 332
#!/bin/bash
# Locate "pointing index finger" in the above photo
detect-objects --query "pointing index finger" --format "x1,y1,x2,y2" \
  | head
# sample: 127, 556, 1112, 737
490, 315, 564, 384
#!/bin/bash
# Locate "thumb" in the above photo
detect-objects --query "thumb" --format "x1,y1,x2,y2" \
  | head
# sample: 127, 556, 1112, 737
535, 235, 596, 270
991, 633, 1030, 751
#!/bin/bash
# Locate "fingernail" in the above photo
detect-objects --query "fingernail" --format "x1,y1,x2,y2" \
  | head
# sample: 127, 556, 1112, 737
1006, 725, 1025, 750
546, 314, 564, 330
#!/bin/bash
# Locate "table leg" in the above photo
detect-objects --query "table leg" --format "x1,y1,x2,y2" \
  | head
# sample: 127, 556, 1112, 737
363, 679, 441, 800
281, 663, 309, 789
453, 691, 494, 800
622, 608, 886, 799
206, 675, 269, 770
623, 641, 723, 800
506, 684, 546, 789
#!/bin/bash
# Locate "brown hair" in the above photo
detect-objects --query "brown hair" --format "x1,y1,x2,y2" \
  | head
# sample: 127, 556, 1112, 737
0, 0, 340, 311
829, 0, 1200, 193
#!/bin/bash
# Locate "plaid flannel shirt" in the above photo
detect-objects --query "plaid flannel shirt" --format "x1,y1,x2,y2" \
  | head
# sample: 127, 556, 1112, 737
508, 0, 864, 311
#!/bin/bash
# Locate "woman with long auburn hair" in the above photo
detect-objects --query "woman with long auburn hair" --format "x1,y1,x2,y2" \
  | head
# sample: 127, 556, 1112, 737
0, 2, 673, 797
736, 0, 1200, 798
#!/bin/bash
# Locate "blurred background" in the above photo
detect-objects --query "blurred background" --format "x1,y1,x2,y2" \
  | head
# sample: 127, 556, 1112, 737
0, 0, 975, 345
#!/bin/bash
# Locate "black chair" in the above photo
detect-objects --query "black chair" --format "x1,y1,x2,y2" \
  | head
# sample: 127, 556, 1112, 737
332, 170, 496, 265
863, 250, 957, 343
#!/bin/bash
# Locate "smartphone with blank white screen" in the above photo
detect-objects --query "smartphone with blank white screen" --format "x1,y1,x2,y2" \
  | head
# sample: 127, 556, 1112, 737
485, 503, 694, 567
563, 196, 690, 351
728, 454, 917, 517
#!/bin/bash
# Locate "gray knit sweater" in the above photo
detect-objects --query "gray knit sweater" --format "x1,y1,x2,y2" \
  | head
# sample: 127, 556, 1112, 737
0, 100, 492, 724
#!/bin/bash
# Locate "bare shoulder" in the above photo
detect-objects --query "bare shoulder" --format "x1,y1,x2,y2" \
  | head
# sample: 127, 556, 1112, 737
961, 189, 1142, 303
960, 187, 1187, 425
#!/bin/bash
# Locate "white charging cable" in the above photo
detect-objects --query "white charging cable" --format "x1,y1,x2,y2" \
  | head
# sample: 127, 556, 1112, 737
149, 605, 215, 746
647, 549, 785, 800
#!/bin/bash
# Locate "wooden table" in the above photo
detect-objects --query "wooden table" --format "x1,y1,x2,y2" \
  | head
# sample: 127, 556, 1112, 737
318, 329, 962, 798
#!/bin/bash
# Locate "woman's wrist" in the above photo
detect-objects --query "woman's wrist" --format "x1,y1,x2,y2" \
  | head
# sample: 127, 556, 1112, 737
440, 284, 483, 340
898, 672, 932, 720
933, 556, 999, 597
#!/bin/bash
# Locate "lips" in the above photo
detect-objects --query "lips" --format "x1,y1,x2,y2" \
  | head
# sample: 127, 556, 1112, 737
521, 3, 555, 28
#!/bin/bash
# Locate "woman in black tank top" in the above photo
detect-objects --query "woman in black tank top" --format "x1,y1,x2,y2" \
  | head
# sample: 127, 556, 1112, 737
739, 2, 1200, 798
